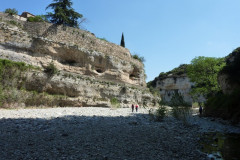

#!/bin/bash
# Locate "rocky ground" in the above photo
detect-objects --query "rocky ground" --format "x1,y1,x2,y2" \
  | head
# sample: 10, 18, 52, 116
0, 107, 239, 160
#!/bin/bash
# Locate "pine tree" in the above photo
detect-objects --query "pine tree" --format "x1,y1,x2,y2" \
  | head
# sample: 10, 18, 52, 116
46, 0, 83, 28
120, 33, 125, 47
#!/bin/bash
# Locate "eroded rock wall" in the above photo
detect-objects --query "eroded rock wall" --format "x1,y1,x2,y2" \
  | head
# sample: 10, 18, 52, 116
155, 74, 194, 104
0, 12, 145, 86
0, 12, 157, 107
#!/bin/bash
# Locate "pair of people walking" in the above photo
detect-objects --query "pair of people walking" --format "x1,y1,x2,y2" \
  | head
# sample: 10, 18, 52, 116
131, 104, 139, 112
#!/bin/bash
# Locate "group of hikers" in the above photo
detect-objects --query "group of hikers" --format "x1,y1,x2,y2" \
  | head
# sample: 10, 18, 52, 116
131, 104, 139, 112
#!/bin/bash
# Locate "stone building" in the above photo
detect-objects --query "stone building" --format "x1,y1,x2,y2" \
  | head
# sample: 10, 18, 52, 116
20, 12, 35, 18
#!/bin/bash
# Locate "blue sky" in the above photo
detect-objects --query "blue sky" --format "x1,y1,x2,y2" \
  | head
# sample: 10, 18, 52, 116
1, 0, 240, 82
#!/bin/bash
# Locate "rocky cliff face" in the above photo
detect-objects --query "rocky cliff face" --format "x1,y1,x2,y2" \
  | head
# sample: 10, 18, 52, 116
155, 74, 194, 104
218, 48, 240, 94
0, 12, 157, 107
148, 65, 194, 104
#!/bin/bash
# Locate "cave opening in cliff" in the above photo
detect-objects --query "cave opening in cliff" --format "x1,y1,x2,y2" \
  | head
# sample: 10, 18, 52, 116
62, 60, 77, 66
96, 69, 103, 73
129, 74, 135, 80
129, 66, 140, 80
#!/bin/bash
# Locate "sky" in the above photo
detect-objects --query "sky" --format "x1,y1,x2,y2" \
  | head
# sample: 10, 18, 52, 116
1, 0, 240, 82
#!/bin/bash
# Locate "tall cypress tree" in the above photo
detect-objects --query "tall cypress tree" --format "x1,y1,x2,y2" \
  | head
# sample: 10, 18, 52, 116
120, 33, 125, 47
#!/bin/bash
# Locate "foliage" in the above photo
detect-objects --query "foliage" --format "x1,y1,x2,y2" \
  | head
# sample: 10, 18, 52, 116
148, 86, 160, 97
7, 20, 18, 26
148, 100, 168, 122
4, 8, 18, 15
155, 106, 167, 121
167, 91, 192, 125
168, 90, 191, 107
187, 56, 225, 100
0, 59, 28, 88
159, 64, 188, 78
120, 33, 125, 47
46, 0, 83, 28
0, 59, 30, 106
27, 15, 47, 22
205, 89, 240, 123
0, 59, 69, 108
220, 47, 240, 84
44, 62, 58, 75
132, 54, 145, 63
110, 97, 120, 108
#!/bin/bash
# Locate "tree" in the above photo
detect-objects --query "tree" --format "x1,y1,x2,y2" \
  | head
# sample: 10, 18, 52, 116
187, 56, 225, 100
120, 32, 125, 47
46, 0, 83, 28
4, 8, 18, 16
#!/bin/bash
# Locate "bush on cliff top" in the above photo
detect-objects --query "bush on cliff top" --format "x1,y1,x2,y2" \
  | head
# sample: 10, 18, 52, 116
27, 15, 47, 22
4, 8, 18, 16
132, 54, 145, 63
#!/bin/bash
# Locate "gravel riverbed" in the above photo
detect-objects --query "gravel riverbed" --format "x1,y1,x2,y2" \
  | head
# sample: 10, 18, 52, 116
0, 107, 239, 160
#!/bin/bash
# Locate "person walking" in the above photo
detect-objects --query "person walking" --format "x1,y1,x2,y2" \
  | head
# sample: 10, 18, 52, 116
135, 104, 139, 112
131, 104, 134, 112
199, 103, 203, 116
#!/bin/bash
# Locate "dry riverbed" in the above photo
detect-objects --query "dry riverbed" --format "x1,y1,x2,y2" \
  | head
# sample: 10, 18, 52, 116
0, 107, 239, 160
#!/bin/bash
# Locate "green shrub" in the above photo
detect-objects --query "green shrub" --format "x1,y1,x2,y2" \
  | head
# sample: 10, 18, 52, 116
168, 91, 192, 125
7, 20, 18, 26
4, 8, 18, 15
205, 89, 240, 122
44, 62, 58, 75
110, 97, 120, 108
171, 106, 191, 124
132, 54, 145, 63
155, 106, 167, 121
27, 15, 46, 22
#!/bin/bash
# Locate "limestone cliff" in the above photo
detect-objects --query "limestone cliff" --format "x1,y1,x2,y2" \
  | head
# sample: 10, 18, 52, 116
148, 64, 194, 104
0, 12, 158, 107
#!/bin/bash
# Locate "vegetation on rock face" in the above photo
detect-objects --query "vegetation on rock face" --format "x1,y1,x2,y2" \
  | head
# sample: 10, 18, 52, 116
132, 54, 145, 63
0, 59, 64, 108
110, 97, 120, 108
46, 0, 83, 28
44, 62, 58, 76
0, 59, 30, 106
4, 8, 18, 15
27, 15, 47, 22
205, 88, 240, 123
204, 48, 240, 122
220, 47, 240, 84
187, 56, 225, 100
159, 64, 188, 78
